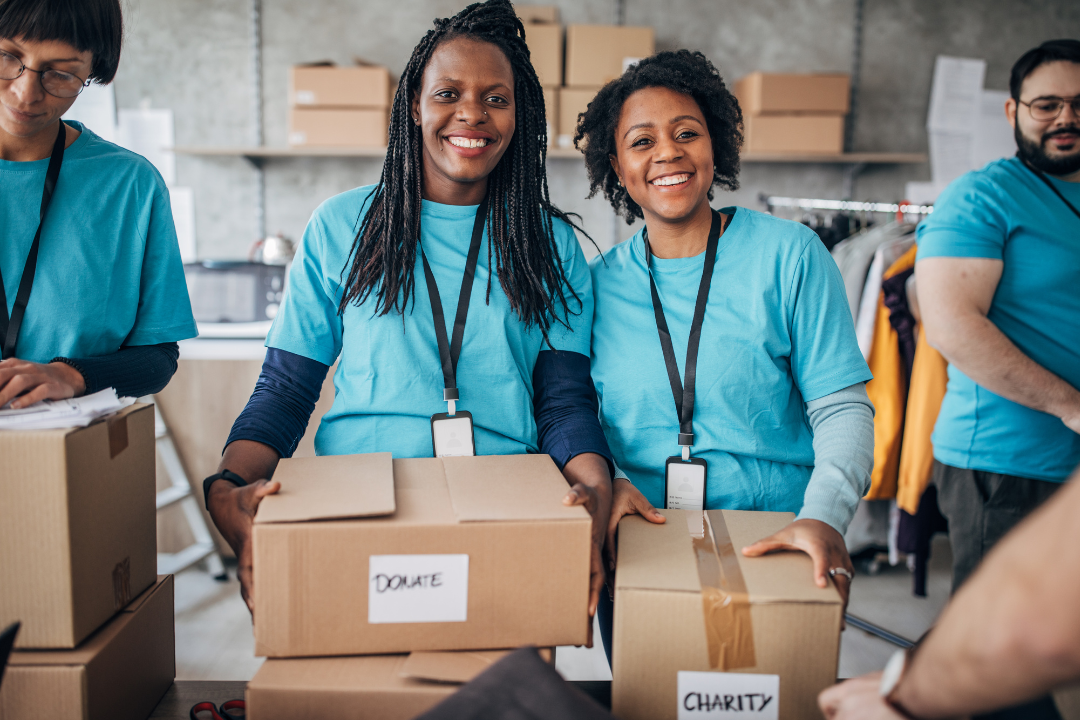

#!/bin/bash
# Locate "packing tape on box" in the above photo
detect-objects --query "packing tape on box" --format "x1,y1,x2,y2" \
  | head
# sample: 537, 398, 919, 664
687, 511, 756, 670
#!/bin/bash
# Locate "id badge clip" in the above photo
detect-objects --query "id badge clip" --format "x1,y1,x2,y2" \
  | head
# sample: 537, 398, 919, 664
430, 387, 476, 457
665, 434, 707, 510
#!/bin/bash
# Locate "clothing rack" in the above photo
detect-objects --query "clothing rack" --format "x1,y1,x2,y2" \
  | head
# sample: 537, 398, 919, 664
761, 194, 934, 216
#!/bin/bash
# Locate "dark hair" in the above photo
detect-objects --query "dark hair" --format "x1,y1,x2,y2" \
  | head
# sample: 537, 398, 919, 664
1010, 39, 1080, 101
0, 0, 123, 83
338, 0, 586, 341
574, 50, 742, 224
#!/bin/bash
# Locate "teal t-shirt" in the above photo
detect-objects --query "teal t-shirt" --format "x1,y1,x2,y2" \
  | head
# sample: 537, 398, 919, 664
0, 122, 196, 362
590, 207, 871, 511
266, 185, 593, 458
916, 157, 1080, 482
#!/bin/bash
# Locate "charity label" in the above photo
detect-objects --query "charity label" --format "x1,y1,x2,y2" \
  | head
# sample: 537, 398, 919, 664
368, 554, 469, 624
677, 671, 779, 720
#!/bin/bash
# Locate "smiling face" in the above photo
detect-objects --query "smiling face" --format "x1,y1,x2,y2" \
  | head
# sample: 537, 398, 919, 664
411, 36, 516, 204
0, 36, 91, 142
1006, 60, 1080, 177
609, 86, 714, 225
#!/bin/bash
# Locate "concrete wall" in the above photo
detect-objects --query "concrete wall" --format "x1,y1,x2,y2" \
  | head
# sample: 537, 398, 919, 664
111, 0, 1080, 259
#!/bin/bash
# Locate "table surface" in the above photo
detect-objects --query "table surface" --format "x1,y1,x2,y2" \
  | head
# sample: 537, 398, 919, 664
152, 680, 612, 718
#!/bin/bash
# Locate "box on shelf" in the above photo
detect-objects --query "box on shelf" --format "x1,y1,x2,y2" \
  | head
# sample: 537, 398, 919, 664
524, 22, 562, 87
289, 64, 391, 108
557, 86, 602, 148
246, 649, 552, 720
734, 72, 850, 115
564, 25, 654, 87
253, 453, 591, 657
516, 5, 558, 24
543, 87, 558, 146
611, 510, 842, 720
0, 404, 157, 649
0, 575, 175, 720
288, 107, 388, 147
742, 113, 845, 155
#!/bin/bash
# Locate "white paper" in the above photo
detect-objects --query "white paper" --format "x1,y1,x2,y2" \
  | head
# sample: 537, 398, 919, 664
0, 389, 134, 430
368, 554, 469, 624
116, 108, 175, 185
169, 186, 196, 262
927, 56, 986, 133
972, 89, 1016, 170
928, 129, 974, 186
62, 82, 117, 143
904, 180, 949, 205
677, 671, 779, 720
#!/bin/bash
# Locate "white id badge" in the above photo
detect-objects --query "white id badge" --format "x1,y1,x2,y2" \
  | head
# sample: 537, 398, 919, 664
430, 411, 476, 457
665, 456, 707, 510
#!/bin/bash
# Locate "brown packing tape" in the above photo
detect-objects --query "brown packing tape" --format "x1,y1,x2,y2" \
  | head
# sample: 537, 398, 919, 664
108, 411, 129, 458
687, 512, 756, 670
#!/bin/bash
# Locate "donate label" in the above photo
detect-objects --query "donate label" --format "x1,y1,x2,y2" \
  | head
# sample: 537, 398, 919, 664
368, 554, 469, 624
677, 671, 779, 720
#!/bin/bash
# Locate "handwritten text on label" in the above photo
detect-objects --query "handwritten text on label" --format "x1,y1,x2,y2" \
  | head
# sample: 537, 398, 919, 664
677, 672, 779, 720
368, 554, 468, 624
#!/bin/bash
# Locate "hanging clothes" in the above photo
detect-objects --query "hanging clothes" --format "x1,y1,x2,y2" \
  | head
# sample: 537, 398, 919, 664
832, 222, 914, 320
896, 327, 949, 514
882, 268, 917, 381
855, 235, 915, 358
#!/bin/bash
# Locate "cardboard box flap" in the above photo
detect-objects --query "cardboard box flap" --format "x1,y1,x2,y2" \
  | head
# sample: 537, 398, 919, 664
441, 455, 589, 522
249, 655, 421, 691
254, 453, 395, 523
400, 650, 506, 684
615, 512, 706, 593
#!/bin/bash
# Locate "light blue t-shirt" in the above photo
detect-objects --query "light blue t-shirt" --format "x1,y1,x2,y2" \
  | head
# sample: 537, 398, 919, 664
916, 157, 1080, 482
266, 185, 593, 458
0, 122, 196, 362
590, 207, 872, 512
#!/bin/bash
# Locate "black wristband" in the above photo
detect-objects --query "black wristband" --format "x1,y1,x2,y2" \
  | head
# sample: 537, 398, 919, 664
203, 469, 248, 508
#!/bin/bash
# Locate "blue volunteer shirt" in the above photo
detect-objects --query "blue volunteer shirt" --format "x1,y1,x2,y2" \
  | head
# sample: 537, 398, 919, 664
0, 122, 196, 362
590, 207, 871, 512
916, 157, 1080, 482
266, 185, 593, 457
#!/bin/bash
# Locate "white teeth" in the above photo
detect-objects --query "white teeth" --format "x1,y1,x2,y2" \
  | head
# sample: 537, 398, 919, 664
651, 174, 690, 186
448, 137, 490, 148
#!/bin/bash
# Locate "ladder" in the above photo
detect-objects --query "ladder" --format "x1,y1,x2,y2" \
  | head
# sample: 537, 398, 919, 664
153, 403, 226, 579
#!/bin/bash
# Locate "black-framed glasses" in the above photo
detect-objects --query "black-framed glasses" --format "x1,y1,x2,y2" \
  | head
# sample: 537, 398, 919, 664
1018, 95, 1080, 122
0, 49, 89, 98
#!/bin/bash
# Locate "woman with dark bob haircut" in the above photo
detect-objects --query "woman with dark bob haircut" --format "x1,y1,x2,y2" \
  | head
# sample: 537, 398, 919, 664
576, 50, 875, 658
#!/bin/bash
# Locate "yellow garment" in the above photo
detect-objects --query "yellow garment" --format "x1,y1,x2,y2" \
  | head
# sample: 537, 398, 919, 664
896, 327, 948, 514
863, 245, 918, 500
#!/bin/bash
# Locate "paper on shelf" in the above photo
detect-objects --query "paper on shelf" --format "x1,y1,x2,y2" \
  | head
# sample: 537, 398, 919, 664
972, 89, 1016, 171
927, 56, 986, 133
0, 389, 136, 431
116, 108, 176, 185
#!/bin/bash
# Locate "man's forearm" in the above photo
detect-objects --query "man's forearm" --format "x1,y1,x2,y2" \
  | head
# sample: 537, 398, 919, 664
892, 473, 1080, 718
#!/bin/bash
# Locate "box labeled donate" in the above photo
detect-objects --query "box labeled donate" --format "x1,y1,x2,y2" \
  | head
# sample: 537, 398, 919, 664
611, 510, 842, 720
0, 404, 157, 649
252, 453, 591, 657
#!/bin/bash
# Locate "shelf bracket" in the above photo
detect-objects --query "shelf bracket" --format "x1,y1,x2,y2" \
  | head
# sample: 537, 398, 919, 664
241, 154, 265, 171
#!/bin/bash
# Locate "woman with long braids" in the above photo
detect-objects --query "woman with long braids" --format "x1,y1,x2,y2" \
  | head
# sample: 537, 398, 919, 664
206, 0, 613, 617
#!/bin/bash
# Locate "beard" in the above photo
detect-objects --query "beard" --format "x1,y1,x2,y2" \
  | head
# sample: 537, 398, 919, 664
1015, 122, 1080, 176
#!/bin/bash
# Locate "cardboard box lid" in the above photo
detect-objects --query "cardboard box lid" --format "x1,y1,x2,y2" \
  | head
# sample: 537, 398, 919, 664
400, 650, 512, 683
616, 510, 840, 605
441, 455, 586, 522
254, 452, 395, 523
9, 575, 172, 666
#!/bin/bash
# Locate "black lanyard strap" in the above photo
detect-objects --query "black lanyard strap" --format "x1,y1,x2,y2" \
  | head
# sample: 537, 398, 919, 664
1024, 159, 1080, 221
0, 121, 67, 360
645, 209, 727, 450
420, 194, 489, 404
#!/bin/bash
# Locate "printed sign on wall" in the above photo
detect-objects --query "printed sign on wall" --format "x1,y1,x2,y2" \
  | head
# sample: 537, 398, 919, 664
677, 671, 779, 720
368, 554, 469, 624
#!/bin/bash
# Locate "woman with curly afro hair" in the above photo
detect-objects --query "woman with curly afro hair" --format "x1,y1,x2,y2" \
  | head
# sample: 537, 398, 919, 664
577, 50, 875, 659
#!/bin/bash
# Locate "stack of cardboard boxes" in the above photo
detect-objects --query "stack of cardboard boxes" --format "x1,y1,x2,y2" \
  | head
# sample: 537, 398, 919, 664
518, 6, 655, 149
734, 72, 851, 155
288, 63, 391, 148
244, 452, 593, 719
0, 404, 175, 720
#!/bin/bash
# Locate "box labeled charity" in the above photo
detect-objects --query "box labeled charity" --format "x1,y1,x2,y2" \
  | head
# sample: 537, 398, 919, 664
0, 403, 157, 649
0, 575, 175, 720
252, 453, 591, 657
611, 509, 842, 720
734, 72, 850, 115
289, 63, 391, 108
564, 25, 654, 86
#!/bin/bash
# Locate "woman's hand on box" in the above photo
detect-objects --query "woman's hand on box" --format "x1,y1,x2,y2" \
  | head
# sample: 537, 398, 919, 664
561, 453, 614, 626
604, 477, 666, 573
0, 358, 86, 408
741, 518, 854, 622
207, 477, 280, 615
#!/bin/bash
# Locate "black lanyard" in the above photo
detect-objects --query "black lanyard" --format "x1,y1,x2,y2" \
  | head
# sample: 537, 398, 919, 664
644, 209, 727, 452
0, 121, 67, 360
1023, 159, 1080, 221
420, 194, 489, 406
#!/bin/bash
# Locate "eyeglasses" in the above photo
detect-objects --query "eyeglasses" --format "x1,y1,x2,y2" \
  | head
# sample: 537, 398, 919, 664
1018, 95, 1080, 122
0, 49, 89, 99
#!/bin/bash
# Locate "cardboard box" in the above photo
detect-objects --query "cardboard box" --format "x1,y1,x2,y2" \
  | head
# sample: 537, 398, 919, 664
0, 575, 175, 720
288, 107, 388, 147
557, 86, 602, 148
735, 72, 850, 115
247, 649, 551, 720
253, 453, 591, 657
612, 510, 842, 720
564, 25, 654, 87
290, 64, 391, 108
0, 404, 157, 649
742, 113, 845, 155
524, 23, 562, 87
516, 5, 558, 24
